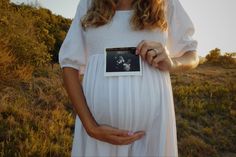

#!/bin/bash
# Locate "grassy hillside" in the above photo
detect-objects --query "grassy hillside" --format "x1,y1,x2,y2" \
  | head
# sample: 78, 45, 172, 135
0, 65, 74, 156
1, 63, 235, 157
171, 64, 236, 157
0, 0, 235, 156
0, 0, 74, 156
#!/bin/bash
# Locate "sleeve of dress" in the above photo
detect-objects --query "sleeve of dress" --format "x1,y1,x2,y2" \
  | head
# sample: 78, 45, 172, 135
166, 0, 198, 58
58, 0, 88, 73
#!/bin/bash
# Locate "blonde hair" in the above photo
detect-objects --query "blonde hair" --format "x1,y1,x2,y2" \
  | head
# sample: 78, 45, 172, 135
81, 0, 167, 31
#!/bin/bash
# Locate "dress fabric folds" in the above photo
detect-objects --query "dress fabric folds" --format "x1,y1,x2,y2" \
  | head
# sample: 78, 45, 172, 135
58, 0, 198, 156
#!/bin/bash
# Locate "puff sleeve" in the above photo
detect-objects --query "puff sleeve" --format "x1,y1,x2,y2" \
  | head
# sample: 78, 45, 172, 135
58, 0, 88, 73
166, 0, 198, 58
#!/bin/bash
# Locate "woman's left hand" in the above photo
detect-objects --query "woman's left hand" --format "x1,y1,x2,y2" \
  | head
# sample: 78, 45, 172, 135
136, 40, 174, 71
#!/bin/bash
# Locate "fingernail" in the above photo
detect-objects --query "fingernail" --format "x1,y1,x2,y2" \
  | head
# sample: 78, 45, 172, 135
128, 131, 134, 136
135, 49, 139, 55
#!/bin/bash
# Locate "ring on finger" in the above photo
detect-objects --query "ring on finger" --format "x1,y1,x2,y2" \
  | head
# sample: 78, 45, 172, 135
146, 49, 157, 62
148, 49, 159, 58
152, 48, 161, 55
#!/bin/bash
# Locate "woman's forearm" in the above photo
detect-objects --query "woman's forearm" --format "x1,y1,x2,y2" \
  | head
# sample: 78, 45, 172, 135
62, 67, 98, 134
170, 50, 199, 73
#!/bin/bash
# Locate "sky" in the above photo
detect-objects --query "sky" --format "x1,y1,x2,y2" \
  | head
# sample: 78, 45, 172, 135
11, 0, 236, 57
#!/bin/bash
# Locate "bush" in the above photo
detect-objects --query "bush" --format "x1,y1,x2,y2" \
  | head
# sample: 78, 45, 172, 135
205, 48, 236, 68
206, 48, 221, 64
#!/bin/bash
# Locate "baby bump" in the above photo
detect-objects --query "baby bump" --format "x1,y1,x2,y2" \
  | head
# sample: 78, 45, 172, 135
82, 55, 166, 132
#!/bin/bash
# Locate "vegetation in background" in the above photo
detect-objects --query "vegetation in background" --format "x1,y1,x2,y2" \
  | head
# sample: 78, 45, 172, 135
205, 48, 236, 68
171, 64, 236, 157
0, 0, 71, 66
0, 0, 74, 156
0, 0, 235, 156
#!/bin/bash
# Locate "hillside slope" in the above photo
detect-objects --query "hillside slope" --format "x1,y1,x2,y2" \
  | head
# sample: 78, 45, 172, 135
0, 63, 235, 157
171, 64, 236, 157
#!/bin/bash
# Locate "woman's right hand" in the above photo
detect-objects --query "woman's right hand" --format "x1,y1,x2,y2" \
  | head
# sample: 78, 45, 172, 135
87, 124, 145, 145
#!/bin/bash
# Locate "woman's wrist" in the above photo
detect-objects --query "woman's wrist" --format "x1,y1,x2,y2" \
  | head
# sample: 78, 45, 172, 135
81, 115, 99, 136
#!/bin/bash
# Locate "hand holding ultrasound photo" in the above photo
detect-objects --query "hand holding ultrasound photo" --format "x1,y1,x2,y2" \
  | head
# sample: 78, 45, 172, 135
104, 47, 142, 76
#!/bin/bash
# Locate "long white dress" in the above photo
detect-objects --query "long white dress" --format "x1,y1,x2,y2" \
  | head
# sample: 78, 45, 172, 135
59, 0, 198, 156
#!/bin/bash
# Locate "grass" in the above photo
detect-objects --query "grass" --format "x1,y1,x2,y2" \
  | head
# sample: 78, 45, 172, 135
172, 64, 236, 157
0, 63, 235, 157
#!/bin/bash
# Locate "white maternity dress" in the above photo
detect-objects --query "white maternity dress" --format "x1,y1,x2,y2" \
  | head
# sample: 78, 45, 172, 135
59, 0, 198, 156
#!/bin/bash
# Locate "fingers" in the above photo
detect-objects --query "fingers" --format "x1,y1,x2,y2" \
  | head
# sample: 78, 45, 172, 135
137, 40, 149, 60
101, 125, 137, 137
110, 128, 132, 137
146, 49, 158, 64
136, 40, 164, 61
94, 125, 145, 145
136, 40, 171, 70
110, 127, 144, 139
110, 131, 145, 145
152, 53, 166, 68
136, 40, 145, 54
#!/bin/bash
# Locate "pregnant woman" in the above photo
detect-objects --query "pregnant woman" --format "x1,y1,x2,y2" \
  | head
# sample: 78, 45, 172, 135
59, 0, 199, 156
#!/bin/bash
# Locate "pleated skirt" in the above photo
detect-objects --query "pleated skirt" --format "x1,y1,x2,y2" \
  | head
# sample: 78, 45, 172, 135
71, 54, 178, 157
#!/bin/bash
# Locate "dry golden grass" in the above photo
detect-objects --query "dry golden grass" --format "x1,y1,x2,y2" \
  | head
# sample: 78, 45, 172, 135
0, 64, 74, 157
171, 64, 236, 157
0, 63, 235, 157
0, 40, 33, 87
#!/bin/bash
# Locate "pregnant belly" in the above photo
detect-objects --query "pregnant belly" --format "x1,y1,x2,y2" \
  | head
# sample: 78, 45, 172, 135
82, 55, 167, 131
83, 78, 161, 131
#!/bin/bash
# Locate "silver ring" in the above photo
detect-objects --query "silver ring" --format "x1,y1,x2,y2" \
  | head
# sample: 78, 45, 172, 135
152, 48, 159, 54
147, 49, 159, 58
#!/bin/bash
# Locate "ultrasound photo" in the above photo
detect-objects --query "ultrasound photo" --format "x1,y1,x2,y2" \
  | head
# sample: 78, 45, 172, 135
104, 47, 142, 76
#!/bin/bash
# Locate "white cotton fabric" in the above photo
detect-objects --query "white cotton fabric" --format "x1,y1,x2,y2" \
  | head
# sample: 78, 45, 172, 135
58, 0, 198, 156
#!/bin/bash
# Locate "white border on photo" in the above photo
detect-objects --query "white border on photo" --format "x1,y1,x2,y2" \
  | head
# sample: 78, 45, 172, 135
104, 47, 143, 77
